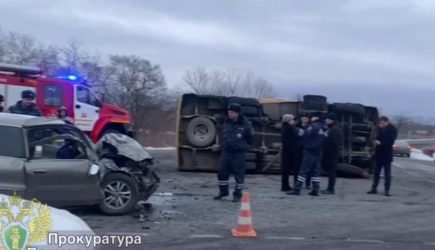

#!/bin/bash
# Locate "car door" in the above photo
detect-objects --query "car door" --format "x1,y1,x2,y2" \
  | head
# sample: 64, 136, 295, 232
24, 128, 103, 207
0, 126, 27, 197
74, 85, 101, 132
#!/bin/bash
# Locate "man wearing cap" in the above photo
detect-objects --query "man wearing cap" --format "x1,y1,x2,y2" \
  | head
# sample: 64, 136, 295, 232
8, 90, 41, 116
321, 113, 343, 195
288, 112, 327, 196
214, 102, 254, 202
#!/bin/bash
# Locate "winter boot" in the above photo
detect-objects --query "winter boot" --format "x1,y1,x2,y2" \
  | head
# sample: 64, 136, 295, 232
287, 180, 303, 195
309, 187, 320, 196
213, 185, 229, 200
281, 177, 292, 192
321, 189, 334, 195
232, 189, 242, 202
367, 188, 377, 194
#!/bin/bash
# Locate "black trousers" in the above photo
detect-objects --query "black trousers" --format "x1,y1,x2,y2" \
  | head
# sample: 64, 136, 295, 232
281, 149, 296, 189
323, 156, 338, 191
371, 160, 392, 192
217, 151, 246, 198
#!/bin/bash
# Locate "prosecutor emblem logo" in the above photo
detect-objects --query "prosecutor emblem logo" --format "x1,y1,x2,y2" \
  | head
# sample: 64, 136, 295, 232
0, 193, 51, 250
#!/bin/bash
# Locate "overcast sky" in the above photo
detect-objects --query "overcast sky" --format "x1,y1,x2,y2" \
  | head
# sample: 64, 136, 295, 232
1, 0, 435, 117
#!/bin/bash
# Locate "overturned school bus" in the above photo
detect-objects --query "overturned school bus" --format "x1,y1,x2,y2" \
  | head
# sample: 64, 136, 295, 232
176, 93, 379, 177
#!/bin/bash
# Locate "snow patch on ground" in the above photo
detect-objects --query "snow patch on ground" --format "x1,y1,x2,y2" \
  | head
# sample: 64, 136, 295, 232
410, 149, 434, 162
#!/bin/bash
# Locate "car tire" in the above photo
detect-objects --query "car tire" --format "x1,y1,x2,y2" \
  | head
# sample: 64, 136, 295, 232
186, 117, 217, 147
99, 173, 139, 215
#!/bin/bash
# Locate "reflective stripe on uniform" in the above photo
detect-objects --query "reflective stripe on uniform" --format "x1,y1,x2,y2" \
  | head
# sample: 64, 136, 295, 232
218, 181, 229, 186
311, 177, 321, 182
297, 176, 306, 182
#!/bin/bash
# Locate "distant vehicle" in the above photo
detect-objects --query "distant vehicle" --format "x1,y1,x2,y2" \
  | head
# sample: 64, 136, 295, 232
0, 113, 159, 215
393, 140, 412, 157
422, 145, 435, 158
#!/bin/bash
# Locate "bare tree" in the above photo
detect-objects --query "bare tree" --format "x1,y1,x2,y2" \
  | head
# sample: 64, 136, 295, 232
182, 67, 275, 98
104, 55, 167, 133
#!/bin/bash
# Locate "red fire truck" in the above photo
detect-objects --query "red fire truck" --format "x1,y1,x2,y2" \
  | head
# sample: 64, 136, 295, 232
0, 63, 132, 142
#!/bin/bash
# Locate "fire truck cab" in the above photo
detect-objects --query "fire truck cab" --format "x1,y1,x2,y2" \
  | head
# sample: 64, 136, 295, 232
0, 63, 132, 142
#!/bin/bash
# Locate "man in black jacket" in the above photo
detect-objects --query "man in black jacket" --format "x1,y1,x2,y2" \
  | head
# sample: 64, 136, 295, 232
8, 90, 41, 116
321, 113, 343, 194
280, 114, 298, 191
214, 103, 254, 202
368, 116, 398, 196
0, 94, 4, 112
288, 112, 327, 196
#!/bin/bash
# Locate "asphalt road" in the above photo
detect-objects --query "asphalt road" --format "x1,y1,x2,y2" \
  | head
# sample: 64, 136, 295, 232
72, 150, 435, 250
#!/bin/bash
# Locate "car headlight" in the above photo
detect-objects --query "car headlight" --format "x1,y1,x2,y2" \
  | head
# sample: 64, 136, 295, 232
89, 164, 100, 175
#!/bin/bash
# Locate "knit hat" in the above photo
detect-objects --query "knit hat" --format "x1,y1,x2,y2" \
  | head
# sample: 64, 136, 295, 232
21, 90, 35, 99
228, 103, 241, 113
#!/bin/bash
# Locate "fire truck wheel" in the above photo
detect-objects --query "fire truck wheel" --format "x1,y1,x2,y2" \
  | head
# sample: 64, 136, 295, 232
99, 173, 139, 215
186, 117, 216, 147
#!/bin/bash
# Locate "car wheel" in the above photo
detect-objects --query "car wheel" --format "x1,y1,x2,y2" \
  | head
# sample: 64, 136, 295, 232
99, 173, 139, 215
186, 117, 217, 147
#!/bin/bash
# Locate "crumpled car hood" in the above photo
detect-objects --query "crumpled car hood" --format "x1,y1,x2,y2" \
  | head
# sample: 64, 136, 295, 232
95, 133, 152, 162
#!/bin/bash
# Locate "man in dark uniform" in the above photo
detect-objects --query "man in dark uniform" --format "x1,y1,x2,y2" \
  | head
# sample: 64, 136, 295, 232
0, 94, 4, 112
280, 114, 298, 191
8, 90, 41, 116
294, 113, 312, 189
321, 113, 343, 195
214, 103, 254, 202
288, 112, 326, 196
368, 116, 397, 196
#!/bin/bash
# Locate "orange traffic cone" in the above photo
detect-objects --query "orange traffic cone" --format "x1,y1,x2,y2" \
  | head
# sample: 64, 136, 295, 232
232, 192, 257, 237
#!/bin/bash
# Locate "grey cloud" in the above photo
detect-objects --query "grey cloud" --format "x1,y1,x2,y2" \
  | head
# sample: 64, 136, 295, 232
1, 0, 435, 118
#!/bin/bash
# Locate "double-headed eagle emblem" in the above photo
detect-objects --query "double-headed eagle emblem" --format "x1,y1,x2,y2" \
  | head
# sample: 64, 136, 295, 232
0, 193, 52, 250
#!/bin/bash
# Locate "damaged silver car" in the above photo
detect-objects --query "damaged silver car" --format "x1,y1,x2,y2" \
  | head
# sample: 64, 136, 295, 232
0, 113, 159, 215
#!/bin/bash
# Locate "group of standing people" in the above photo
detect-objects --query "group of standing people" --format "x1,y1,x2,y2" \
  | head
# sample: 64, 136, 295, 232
214, 101, 398, 201
281, 112, 343, 196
